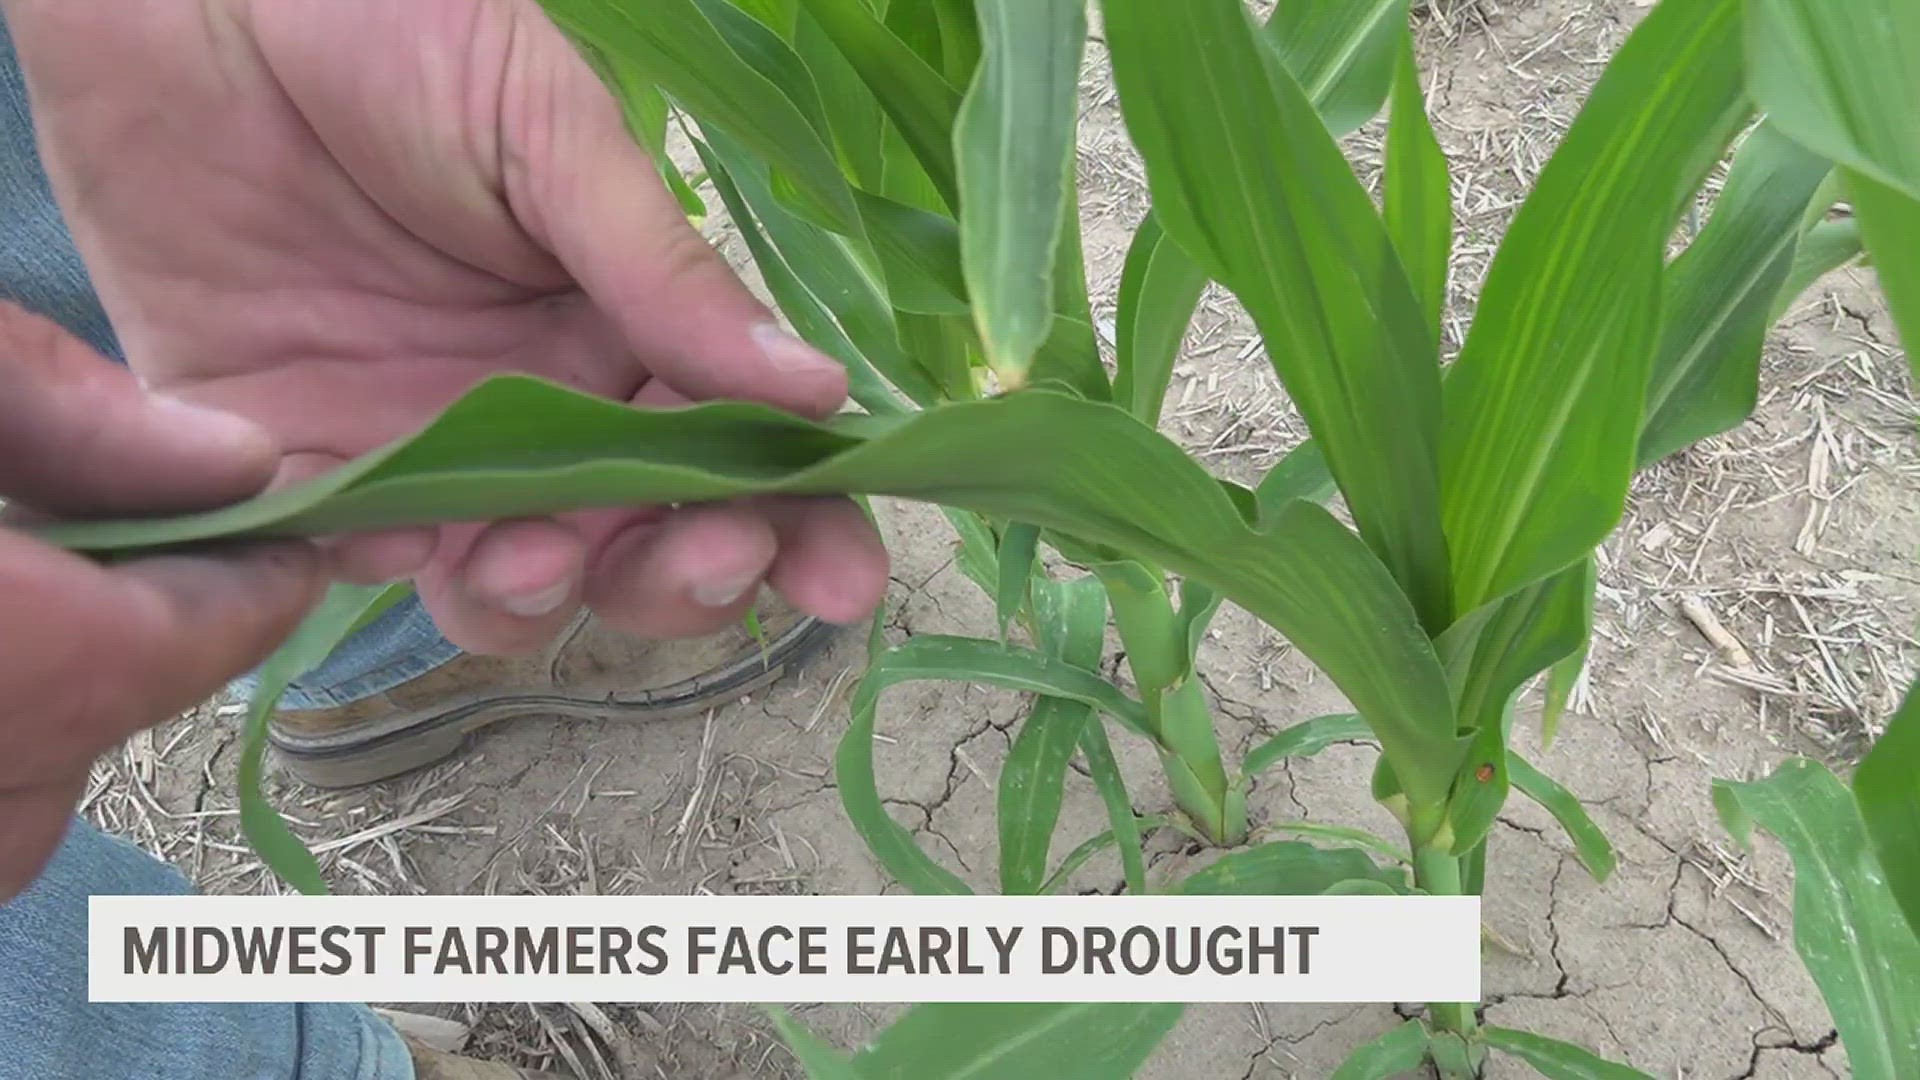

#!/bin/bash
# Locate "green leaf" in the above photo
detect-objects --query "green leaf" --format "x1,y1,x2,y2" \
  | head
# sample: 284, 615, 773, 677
1482, 1027, 1652, 1080
1845, 171, 1920, 380
1257, 823, 1411, 867
540, 0, 860, 235
1090, 560, 1183, 697
1102, 0, 1451, 632
698, 129, 943, 408
1077, 717, 1149, 895
1746, 0, 1920, 201
1242, 713, 1372, 778
794, 10, 887, 189
1264, 0, 1409, 139
1509, 753, 1616, 882
1038, 816, 1177, 896
728, 0, 799, 38
1638, 123, 1835, 466
1438, 0, 1748, 615
694, 139, 906, 415
993, 523, 1041, 637
1175, 839, 1407, 896
1855, 682, 1920, 935
1254, 441, 1338, 525
854, 189, 971, 316
43, 375, 1463, 810
837, 653, 976, 896
999, 576, 1107, 895
954, 0, 1087, 383
1329, 1019, 1432, 1080
240, 583, 408, 895
851, 1003, 1184, 1080
928, 0, 981, 87
1112, 215, 1208, 427
1107, 0, 1411, 427
1715, 760, 1920, 1078
1382, 30, 1450, 336
1442, 560, 1595, 851
797, 0, 962, 210
1771, 216, 1865, 324
1540, 644, 1586, 751
770, 1011, 862, 1080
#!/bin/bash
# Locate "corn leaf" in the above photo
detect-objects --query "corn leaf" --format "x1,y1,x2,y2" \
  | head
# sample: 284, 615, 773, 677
1714, 759, 1920, 1078
794, 10, 887, 189
727, 0, 798, 38
954, 0, 1086, 382
1102, 0, 1451, 632
1746, 0, 1920, 201
851, 1003, 1185, 1080
1112, 216, 1207, 426
44, 375, 1464, 808
1482, 1027, 1652, 1080
1328, 1019, 1433, 1080
694, 140, 905, 415
1855, 682, 1920, 935
540, 0, 860, 235
852, 189, 969, 315
698, 130, 943, 407
1077, 717, 1148, 895
1174, 840, 1408, 895
240, 583, 407, 896
1750, 0, 1920, 371
1539, 640, 1587, 750
771, 1012, 862, 1080
1844, 172, 1920, 379
1438, 0, 1748, 616
1383, 30, 1451, 336
992, 522, 1040, 637
1242, 713, 1372, 778
1508, 753, 1616, 883
1038, 816, 1178, 896
1771, 217, 1865, 324
927, 0, 979, 88
797, 0, 962, 211
1107, 0, 1412, 429
998, 576, 1107, 895
1441, 559, 1595, 853
1639, 123, 1834, 466
1265, 0, 1408, 139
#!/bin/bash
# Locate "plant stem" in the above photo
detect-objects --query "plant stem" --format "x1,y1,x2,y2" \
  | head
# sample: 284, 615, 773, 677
1412, 840, 1481, 1075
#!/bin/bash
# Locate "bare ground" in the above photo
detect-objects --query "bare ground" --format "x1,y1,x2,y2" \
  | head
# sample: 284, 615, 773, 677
89, 1, 1914, 1077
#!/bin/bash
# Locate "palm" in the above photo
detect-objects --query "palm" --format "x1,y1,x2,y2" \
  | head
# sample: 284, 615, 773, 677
9, 0, 886, 649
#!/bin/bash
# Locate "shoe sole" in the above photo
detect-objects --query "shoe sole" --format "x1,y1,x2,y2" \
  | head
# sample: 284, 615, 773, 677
267, 616, 841, 789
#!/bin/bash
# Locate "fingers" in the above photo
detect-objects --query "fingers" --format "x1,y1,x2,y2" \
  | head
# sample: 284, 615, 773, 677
501, 17, 849, 418
0, 773, 85, 903
0, 537, 322, 895
758, 497, 892, 625
584, 504, 780, 640
0, 304, 279, 516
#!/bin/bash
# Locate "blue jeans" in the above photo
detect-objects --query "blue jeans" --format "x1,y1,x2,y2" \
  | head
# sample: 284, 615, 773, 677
0, 12, 450, 1078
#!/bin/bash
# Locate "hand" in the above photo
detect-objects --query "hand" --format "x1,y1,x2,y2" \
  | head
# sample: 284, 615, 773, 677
0, 305, 323, 900
2, 0, 891, 655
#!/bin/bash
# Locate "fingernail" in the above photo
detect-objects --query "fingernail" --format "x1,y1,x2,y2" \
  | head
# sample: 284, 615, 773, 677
150, 395, 272, 453
692, 572, 759, 609
501, 579, 571, 618
750, 323, 837, 376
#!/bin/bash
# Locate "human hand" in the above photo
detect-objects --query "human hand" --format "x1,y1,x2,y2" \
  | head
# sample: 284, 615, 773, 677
0, 305, 323, 901
1, 0, 890, 656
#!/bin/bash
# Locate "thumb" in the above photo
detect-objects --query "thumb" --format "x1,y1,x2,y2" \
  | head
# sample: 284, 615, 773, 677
0, 303, 280, 518
504, 20, 850, 418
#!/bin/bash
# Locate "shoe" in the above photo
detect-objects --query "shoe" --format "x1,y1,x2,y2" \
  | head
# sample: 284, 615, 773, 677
404, 1036, 567, 1079
267, 591, 837, 788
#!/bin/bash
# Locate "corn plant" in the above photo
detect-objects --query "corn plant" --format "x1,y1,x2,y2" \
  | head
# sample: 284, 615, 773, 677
41, 0, 1920, 1075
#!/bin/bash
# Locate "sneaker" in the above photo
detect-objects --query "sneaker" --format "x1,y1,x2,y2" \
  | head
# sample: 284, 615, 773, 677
267, 592, 837, 788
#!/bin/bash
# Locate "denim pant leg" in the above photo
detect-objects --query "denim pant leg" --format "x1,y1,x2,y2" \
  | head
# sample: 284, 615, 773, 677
0, 11, 461, 710
0, 820, 414, 1080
